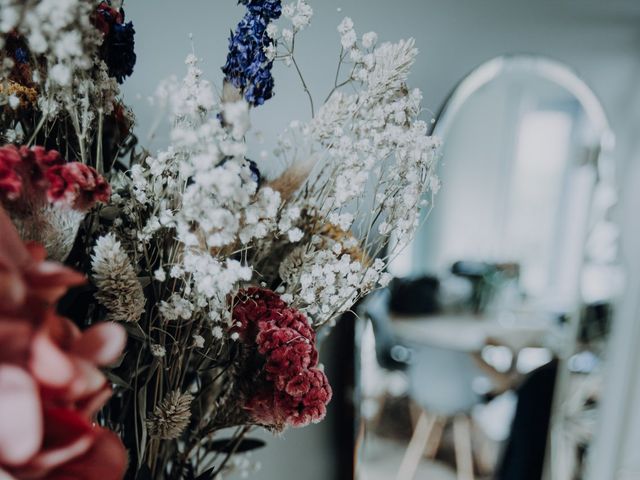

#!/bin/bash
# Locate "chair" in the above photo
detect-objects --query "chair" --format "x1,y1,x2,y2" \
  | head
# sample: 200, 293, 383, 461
396, 341, 492, 480
363, 290, 495, 480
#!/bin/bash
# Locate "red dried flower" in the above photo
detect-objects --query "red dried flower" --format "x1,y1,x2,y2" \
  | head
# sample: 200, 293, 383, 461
0, 145, 110, 212
46, 163, 111, 211
265, 339, 314, 383
232, 287, 288, 338
0, 145, 23, 200
233, 288, 331, 429
93, 2, 124, 36
246, 368, 332, 428
30, 146, 64, 169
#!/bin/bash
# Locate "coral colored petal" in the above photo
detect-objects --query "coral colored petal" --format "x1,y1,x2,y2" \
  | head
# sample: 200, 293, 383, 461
47, 429, 127, 480
0, 271, 26, 311
76, 385, 113, 418
72, 323, 126, 366
25, 262, 86, 303
29, 333, 75, 388
66, 360, 107, 400
0, 365, 43, 466
0, 321, 32, 364
0, 207, 30, 269
18, 409, 95, 477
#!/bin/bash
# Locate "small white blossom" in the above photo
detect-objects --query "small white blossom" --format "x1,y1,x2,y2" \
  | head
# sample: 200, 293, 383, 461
282, 28, 294, 43
154, 268, 166, 282
192, 335, 205, 348
151, 344, 166, 358
362, 31, 378, 49
287, 228, 304, 242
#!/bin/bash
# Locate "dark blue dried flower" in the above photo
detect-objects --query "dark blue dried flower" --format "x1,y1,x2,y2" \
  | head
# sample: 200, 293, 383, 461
239, 0, 282, 20
14, 48, 28, 64
104, 21, 137, 84
94, 3, 137, 84
222, 1, 281, 107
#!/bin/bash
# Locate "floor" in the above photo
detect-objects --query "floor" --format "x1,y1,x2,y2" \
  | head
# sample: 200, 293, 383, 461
358, 436, 457, 480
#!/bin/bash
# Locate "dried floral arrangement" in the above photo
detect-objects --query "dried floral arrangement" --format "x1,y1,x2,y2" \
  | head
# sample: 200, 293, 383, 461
0, 1, 439, 479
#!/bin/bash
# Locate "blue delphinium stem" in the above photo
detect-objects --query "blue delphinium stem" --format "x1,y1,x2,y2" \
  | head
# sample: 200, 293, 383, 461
222, 0, 282, 106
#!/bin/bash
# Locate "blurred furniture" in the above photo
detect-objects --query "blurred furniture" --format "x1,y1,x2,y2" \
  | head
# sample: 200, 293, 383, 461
496, 360, 558, 480
391, 312, 554, 480
396, 341, 490, 480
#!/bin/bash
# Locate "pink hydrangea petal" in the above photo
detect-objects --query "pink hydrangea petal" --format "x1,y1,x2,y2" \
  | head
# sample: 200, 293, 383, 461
0, 365, 42, 466
29, 333, 75, 388
72, 323, 126, 366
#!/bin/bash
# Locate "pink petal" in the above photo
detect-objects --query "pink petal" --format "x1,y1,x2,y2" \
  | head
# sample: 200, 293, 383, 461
77, 385, 113, 418
0, 468, 18, 480
0, 271, 26, 311
72, 323, 126, 366
29, 333, 74, 388
47, 429, 127, 480
0, 207, 30, 270
0, 365, 42, 466
0, 321, 31, 364
65, 360, 107, 401
17, 408, 94, 477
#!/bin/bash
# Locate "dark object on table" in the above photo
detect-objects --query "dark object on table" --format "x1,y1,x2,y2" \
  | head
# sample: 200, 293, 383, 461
451, 260, 520, 313
363, 290, 411, 371
496, 360, 558, 480
389, 275, 440, 315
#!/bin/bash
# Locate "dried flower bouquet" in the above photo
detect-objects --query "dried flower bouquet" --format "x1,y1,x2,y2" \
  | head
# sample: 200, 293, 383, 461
0, 0, 439, 478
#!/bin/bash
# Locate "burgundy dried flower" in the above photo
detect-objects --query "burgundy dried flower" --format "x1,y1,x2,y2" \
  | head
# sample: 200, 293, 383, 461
0, 145, 110, 212
30, 146, 64, 169
46, 163, 111, 211
232, 288, 331, 429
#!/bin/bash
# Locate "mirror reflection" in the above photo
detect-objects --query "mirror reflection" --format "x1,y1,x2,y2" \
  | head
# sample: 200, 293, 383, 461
356, 56, 620, 480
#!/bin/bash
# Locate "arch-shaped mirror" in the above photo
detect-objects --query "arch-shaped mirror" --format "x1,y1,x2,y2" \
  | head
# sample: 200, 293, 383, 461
370, 55, 622, 480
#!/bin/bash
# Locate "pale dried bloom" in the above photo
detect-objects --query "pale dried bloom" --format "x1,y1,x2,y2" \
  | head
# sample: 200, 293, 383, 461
147, 391, 194, 440
92, 233, 145, 323
150, 344, 166, 358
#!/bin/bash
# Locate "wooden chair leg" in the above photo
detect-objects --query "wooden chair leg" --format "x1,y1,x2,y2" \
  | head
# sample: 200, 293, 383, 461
424, 416, 445, 459
453, 414, 474, 480
396, 410, 436, 480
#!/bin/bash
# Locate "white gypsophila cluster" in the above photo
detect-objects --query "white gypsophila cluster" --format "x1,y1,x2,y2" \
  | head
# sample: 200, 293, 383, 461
282, 0, 314, 32
111, 55, 281, 329
269, 0, 313, 66
281, 22, 440, 255
279, 243, 391, 325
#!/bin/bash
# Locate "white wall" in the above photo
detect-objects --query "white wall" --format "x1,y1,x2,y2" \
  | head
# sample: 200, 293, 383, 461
121, 1, 640, 478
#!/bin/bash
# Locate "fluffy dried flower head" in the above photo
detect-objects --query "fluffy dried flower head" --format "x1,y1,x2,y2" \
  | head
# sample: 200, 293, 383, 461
147, 390, 194, 440
91, 233, 145, 323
